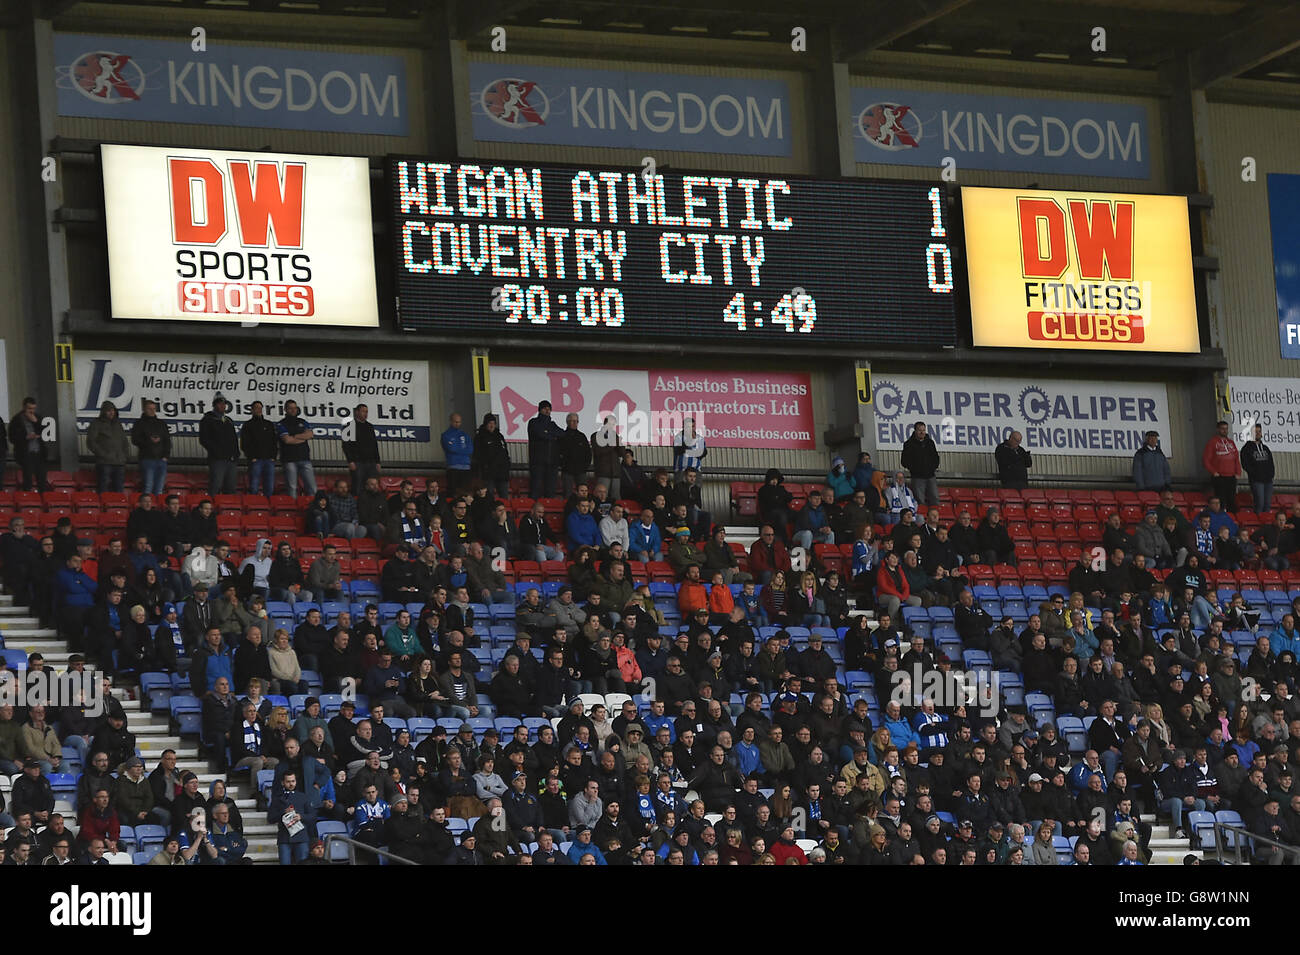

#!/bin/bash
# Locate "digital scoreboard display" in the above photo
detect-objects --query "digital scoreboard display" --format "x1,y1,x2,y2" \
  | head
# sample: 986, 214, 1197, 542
391, 159, 957, 347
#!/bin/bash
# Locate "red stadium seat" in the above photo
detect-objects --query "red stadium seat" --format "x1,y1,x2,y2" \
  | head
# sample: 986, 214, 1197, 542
514, 561, 541, 582
214, 494, 242, 511
1050, 503, 1073, 521
72, 491, 99, 511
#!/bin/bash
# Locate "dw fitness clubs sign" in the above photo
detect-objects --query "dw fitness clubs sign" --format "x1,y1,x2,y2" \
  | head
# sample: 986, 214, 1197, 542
871, 374, 1171, 458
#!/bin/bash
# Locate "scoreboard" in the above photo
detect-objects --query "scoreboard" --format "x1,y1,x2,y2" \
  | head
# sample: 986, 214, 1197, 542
391, 159, 958, 348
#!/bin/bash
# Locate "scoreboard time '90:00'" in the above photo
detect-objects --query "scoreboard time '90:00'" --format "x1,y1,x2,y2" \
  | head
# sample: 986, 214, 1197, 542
391, 159, 958, 348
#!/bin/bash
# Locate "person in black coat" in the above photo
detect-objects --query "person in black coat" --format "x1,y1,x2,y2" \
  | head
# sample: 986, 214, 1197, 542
341, 403, 382, 493
471, 413, 512, 501
757, 469, 794, 545
994, 432, 1032, 489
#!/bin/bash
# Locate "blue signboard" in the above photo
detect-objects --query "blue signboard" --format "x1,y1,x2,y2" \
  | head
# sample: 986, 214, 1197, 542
54, 33, 408, 135
1269, 173, 1300, 359
850, 87, 1150, 179
468, 62, 791, 157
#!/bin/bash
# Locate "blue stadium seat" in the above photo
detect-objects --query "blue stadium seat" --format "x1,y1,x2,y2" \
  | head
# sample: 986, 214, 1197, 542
133, 851, 153, 866
316, 820, 350, 861
928, 607, 954, 623
1187, 810, 1215, 847
490, 603, 516, 622
407, 717, 436, 739
135, 824, 167, 854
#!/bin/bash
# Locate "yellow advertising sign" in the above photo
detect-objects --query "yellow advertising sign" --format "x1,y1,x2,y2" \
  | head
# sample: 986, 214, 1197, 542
962, 186, 1199, 353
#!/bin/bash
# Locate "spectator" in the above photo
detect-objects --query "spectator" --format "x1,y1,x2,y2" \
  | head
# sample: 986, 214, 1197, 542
884, 473, 918, 525
557, 412, 592, 497
8, 396, 50, 492
199, 394, 240, 495
467, 412, 510, 500
900, 421, 939, 507
757, 469, 794, 544
1241, 423, 1275, 516
1132, 430, 1171, 492
827, 456, 855, 502
87, 400, 129, 493
341, 403, 382, 492
327, 479, 364, 539
793, 489, 834, 552
565, 498, 600, 551
629, 508, 663, 563
527, 401, 564, 499
308, 544, 343, 602
590, 415, 625, 499
749, 525, 790, 586
277, 399, 316, 499
1202, 420, 1240, 514
240, 401, 279, 498
131, 399, 171, 495
673, 417, 707, 479
995, 431, 1031, 489
440, 412, 473, 494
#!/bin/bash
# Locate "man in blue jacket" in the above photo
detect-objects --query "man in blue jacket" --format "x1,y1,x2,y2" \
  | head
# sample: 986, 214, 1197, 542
205, 801, 248, 864
565, 498, 600, 551
54, 554, 97, 648
1131, 431, 1171, 492
440, 413, 473, 495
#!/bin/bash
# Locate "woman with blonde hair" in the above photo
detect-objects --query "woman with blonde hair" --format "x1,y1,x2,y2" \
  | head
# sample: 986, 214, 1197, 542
1031, 821, 1058, 866
268, 628, 304, 695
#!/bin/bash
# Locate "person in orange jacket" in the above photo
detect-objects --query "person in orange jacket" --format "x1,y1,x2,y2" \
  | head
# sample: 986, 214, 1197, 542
1202, 420, 1241, 514
677, 564, 709, 616
708, 570, 735, 624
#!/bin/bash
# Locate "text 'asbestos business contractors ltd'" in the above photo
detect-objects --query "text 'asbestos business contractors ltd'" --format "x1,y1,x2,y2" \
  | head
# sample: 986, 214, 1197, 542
961, 187, 1198, 353
469, 62, 791, 156
100, 145, 378, 326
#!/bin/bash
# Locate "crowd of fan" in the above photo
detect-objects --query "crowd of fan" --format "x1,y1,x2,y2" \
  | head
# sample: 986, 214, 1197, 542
0, 402, 1297, 864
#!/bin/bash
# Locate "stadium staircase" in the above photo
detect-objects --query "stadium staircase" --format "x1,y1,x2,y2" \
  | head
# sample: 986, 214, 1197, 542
0, 594, 279, 863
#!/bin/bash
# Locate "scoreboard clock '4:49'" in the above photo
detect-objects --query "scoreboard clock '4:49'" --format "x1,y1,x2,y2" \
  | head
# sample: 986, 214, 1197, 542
392, 159, 957, 347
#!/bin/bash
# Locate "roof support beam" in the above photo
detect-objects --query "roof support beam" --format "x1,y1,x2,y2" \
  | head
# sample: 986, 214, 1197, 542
1188, 2, 1300, 86
835, 0, 975, 61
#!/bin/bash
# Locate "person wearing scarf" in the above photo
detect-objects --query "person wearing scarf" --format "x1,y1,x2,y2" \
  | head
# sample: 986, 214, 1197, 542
230, 701, 279, 779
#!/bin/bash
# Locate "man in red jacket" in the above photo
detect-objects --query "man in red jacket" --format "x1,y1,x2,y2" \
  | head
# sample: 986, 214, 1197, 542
748, 525, 790, 585
1202, 421, 1241, 514
77, 787, 121, 854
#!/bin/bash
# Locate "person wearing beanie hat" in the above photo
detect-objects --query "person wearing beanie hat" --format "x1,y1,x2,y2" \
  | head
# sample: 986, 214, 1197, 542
827, 456, 854, 502
199, 393, 239, 496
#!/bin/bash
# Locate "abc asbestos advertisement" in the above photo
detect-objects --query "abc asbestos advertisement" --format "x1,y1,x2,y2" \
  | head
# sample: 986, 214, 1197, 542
961, 186, 1199, 353
100, 144, 379, 326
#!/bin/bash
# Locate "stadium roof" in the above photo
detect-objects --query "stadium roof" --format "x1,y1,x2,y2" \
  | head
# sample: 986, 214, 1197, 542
28, 0, 1300, 85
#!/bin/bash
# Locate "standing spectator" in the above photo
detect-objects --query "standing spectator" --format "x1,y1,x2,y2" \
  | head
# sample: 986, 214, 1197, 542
1241, 423, 1275, 516
277, 399, 316, 499
591, 415, 624, 499
900, 421, 939, 507
1132, 431, 1171, 492
527, 401, 564, 499
558, 413, 592, 498
995, 431, 1031, 489
8, 397, 49, 492
199, 394, 240, 495
440, 413, 473, 494
87, 401, 129, 493
131, 399, 170, 496
1202, 420, 1240, 514
757, 469, 794, 545
673, 417, 707, 479
240, 401, 279, 498
342, 403, 382, 493
472, 413, 511, 500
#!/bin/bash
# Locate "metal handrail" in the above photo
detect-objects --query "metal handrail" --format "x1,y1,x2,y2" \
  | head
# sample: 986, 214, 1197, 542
321, 834, 418, 866
1211, 821, 1300, 865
